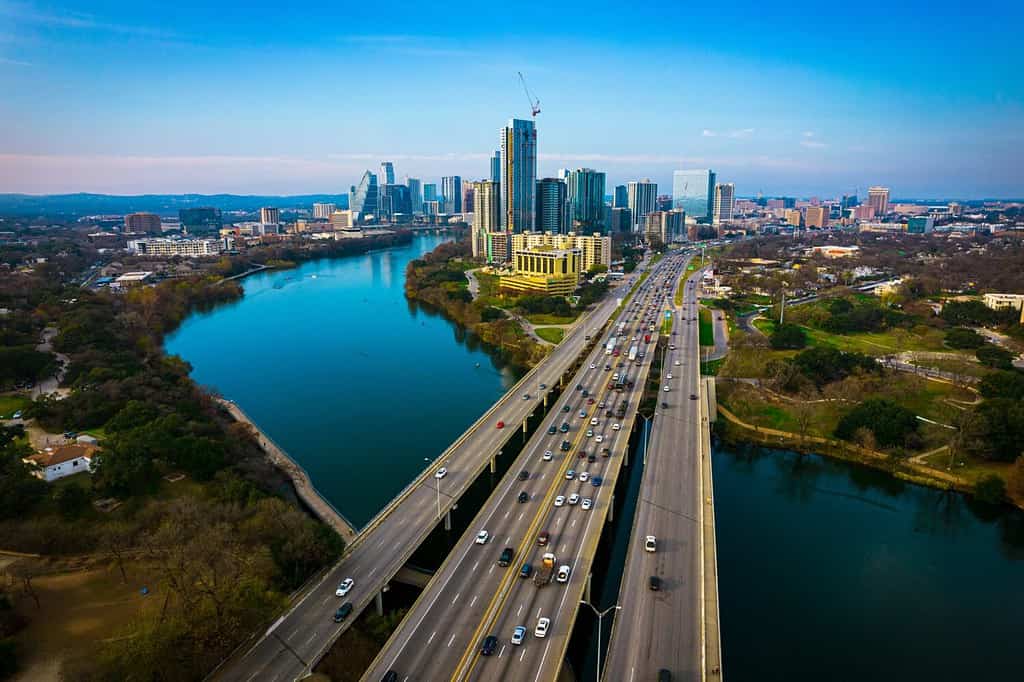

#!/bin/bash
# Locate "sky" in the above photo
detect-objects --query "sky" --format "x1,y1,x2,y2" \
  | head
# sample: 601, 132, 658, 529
0, 0, 1022, 199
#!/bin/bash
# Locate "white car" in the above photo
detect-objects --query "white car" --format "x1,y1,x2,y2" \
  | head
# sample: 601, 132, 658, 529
335, 577, 354, 597
476, 530, 489, 544
590, 417, 598, 426
581, 498, 593, 510
568, 493, 580, 505
566, 469, 576, 480
663, 386, 670, 392
589, 363, 596, 369
612, 423, 621, 431
554, 495, 566, 507
674, 360, 681, 366
543, 450, 553, 461
556, 565, 571, 583
586, 429, 594, 437
595, 434, 604, 443
579, 472, 590, 482
666, 373, 673, 380
523, 393, 530, 400
434, 467, 448, 479
645, 535, 657, 552
535, 617, 550, 638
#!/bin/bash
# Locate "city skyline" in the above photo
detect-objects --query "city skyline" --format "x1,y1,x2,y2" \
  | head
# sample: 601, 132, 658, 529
0, 0, 1021, 198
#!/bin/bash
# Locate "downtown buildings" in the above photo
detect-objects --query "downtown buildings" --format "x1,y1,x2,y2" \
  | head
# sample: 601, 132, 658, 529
565, 168, 606, 232
713, 183, 735, 226
673, 169, 716, 222
627, 179, 657, 232
536, 177, 567, 233
500, 118, 537, 233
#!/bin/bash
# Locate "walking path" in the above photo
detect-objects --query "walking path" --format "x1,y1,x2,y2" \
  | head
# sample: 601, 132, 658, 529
31, 327, 69, 400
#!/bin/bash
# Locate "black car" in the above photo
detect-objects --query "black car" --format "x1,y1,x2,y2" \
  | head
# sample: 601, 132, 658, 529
334, 602, 353, 622
547, 425, 557, 435
649, 575, 661, 591
481, 635, 499, 656
690, 394, 698, 400
498, 547, 514, 567
658, 668, 672, 682
562, 404, 571, 412
518, 469, 530, 481
517, 491, 529, 503
560, 440, 571, 451
587, 454, 597, 463
605, 409, 614, 418
576, 383, 583, 391
382, 672, 398, 682
661, 401, 669, 409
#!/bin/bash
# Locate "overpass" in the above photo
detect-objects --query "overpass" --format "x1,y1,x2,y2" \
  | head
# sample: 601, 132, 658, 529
361, 253, 692, 681
213, 260, 652, 681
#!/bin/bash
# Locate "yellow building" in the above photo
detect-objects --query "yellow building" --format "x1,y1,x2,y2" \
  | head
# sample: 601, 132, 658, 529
785, 209, 802, 227
500, 246, 581, 296
805, 206, 829, 228
510, 231, 611, 272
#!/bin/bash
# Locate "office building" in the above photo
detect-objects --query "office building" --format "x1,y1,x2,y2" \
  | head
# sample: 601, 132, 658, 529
501, 246, 582, 296
330, 210, 353, 230
380, 161, 395, 185
868, 187, 890, 216
259, 207, 280, 225
472, 181, 501, 259
655, 195, 672, 212
312, 203, 336, 220
407, 178, 423, 214
643, 210, 684, 245
672, 169, 716, 221
805, 206, 829, 228
907, 216, 934, 234
511, 231, 611, 272
127, 237, 223, 257
379, 184, 411, 221
536, 178, 567, 234
610, 207, 632, 234
441, 176, 463, 214
423, 200, 441, 216
627, 179, 657, 232
500, 118, 537, 232
566, 168, 606, 232
424, 183, 438, 203
461, 184, 475, 218
713, 183, 735, 225
784, 209, 803, 227
490, 151, 501, 183
179, 207, 222, 233
948, 202, 962, 216
124, 212, 162, 234
841, 194, 859, 209
613, 185, 628, 209
350, 171, 379, 223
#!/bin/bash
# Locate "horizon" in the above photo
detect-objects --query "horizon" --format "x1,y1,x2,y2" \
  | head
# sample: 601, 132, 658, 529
1, 0, 1021, 198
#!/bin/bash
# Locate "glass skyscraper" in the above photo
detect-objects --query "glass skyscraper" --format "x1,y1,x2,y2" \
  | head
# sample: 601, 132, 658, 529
380, 161, 395, 186
490, 151, 501, 183
536, 177, 567, 233
672, 169, 716, 222
627, 179, 657, 232
350, 171, 379, 223
407, 178, 423, 215
566, 168, 606, 232
441, 176, 463, 213
500, 118, 537, 233
613, 185, 628, 209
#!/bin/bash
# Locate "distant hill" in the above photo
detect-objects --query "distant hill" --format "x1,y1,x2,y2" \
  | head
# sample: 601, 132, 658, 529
0, 193, 350, 219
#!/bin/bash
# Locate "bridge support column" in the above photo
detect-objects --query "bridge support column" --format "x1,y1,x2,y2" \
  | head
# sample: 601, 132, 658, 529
624, 447, 629, 467
375, 590, 384, 616
444, 509, 453, 531
585, 572, 592, 603
608, 494, 614, 522
543, 393, 548, 408
523, 418, 529, 434
490, 455, 497, 474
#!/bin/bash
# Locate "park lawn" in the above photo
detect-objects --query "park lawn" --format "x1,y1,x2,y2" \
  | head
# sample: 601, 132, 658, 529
752, 317, 774, 335
921, 448, 1014, 487
527, 313, 577, 325
0, 393, 31, 418
701, 358, 724, 376
535, 327, 565, 344
699, 308, 714, 347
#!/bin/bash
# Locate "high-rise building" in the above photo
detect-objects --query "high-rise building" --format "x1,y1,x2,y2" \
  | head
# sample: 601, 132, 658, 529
805, 206, 829, 228
643, 210, 685, 245
472, 181, 501, 259
462, 184, 475, 218
613, 185, 628, 208
512, 231, 611, 272
259, 207, 280, 224
407, 178, 423, 214
312, 203, 336, 220
627, 179, 657, 232
124, 212, 162, 234
841, 194, 859, 209
379, 184, 411, 221
672, 169, 716, 222
566, 168, 606, 232
441, 176, 463, 214
179, 207, 222, 233
610, 207, 632, 234
500, 118, 537, 233
350, 171, 379, 223
380, 161, 395, 185
784, 208, 802, 227
713, 183, 735, 225
868, 187, 890, 216
424, 183, 438, 204
490, 151, 501, 183
536, 178, 567, 234
423, 200, 441, 216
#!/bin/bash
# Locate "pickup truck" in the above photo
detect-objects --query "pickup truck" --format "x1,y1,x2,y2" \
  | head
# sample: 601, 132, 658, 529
533, 552, 556, 587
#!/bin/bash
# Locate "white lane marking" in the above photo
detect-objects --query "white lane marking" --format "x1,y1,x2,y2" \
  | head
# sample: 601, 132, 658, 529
489, 565, 494, 574
452, 592, 460, 604
520, 648, 527, 662
539, 473, 545, 480
504, 510, 510, 519
517, 603, 524, 617
630, 667, 636, 682
560, 544, 567, 553
448, 633, 456, 647
536, 607, 542, 619
473, 560, 479, 572
571, 518, 577, 528
427, 630, 436, 645
518, 512, 524, 521
470, 594, 478, 607
506, 536, 511, 544
499, 644, 507, 658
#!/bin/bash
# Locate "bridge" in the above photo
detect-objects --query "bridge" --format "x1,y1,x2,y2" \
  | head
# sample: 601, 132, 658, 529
213, 259, 653, 681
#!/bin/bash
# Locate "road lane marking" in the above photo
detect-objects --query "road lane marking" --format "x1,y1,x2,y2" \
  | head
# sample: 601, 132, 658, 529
520, 648, 527, 662
427, 631, 436, 645
452, 592, 460, 604
448, 633, 456, 647
488, 565, 494, 574
518, 512, 524, 521
499, 645, 506, 658
504, 510, 510, 519
473, 560, 479, 572
470, 595, 478, 607
517, 603, 524, 617
571, 519, 577, 528
506, 536, 511, 544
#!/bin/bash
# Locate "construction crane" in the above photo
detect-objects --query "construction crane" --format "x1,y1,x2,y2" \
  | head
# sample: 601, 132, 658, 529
518, 71, 540, 118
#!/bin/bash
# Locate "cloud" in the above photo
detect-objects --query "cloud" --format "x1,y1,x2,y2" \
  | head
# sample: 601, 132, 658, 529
340, 33, 478, 58
0, 55, 30, 66
702, 128, 755, 139
0, 1, 177, 39
800, 131, 827, 148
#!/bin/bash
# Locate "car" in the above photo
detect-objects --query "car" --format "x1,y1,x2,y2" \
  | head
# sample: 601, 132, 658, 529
589, 363, 596, 369
11, 411, 22, 419
645, 535, 657, 552
666, 373, 673, 380
605, 409, 614, 418
382, 672, 399, 682
539, 383, 547, 390
434, 467, 447, 479
661, 401, 669, 409
579, 471, 590, 482
604, 364, 611, 371
543, 450, 553, 461
601, 447, 611, 457
566, 469, 576, 480
554, 495, 566, 507
557, 565, 571, 583
512, 625, 527, 645
576, 383, 583, 391
590, 417, 599, 425
595, 434, 604, 443
333, 602, 353, 622
523, 393, 531, 400
481, 635, 499, 656
568, 493, 580, 505
335, 578, 354, 597
592, 476, 603, 487
560, 423, 570, 433
520, 563, 533, 578
562, 404, 571, 412
476, 530, 490, 544
649, 575, 662, 591
669, 345, 676, 351
598, 401, 606, 408
674, 360, 681, 366
578, 449, 588, 459
496, 420, 505, 429
579, 410, 587, 418
547, 425, 557, 435
537, 531, 550, 546
663, 385, 670, 392
587, 453, 597, 463
518, 469, 530, 480
499, 547, 514, 566
612, 423, 621, 431
658, 670, 673, 682
561, 440, 571, 451
518, 491, 529, 503
690, 394, 698, 400
535, 617, 550, 638
581, 498, 593, 510
587, 397, 595, 405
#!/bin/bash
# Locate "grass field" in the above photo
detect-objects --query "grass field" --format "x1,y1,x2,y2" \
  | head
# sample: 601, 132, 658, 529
756, 316, 957, 357
534, 327, 565, 344
0, 393, 31, 418
699, 308, 714, 347
527, 313, 577, 325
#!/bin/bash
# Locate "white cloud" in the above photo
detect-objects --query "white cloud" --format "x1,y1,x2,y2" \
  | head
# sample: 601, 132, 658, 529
0, 55, 30, 65
702, 128, 755, 139
0, 0, 176, 39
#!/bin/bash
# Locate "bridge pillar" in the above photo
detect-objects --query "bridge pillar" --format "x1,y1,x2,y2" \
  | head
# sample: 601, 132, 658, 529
375, 590, 384, 616
608, 494, 614, 522
624, 447, 629, 467
444, 509, 453, 531
523, 418, 529, 434
543, 393, 548, 408
490, 455, 497, 474
585, 572, 592, 603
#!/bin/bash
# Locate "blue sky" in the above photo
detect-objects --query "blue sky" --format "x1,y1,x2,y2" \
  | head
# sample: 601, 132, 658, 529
1, 0, 1021, 198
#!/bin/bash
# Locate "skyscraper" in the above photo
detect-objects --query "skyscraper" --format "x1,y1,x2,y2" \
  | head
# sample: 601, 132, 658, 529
380, 161, 395, 185
490, 151, 501, 183
259, 207, 280, 224
350, 171, 379, 223
713, 183, 735, 225
613, 185, 628, 209
566, 168, 606, 232
805, 206, 828, 228
627, 179, 657, 232
379, 184, 411, 221
462, 183, 475, 218
407, 178, 423, 214
536, 177, 567, 233
312, 203, 335, 220
179, 207, 222, 233
124, 212, 162, 234
500, 118, 537, 233
672, 169, 716, 222
441, 176, 463, 214
472, 180, 500, 259
424, 183, 438, 205
868, 187, 890, 216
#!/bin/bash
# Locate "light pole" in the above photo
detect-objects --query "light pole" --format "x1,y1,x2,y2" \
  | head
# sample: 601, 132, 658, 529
426, 457, 441, 520
579, 599, 621, 682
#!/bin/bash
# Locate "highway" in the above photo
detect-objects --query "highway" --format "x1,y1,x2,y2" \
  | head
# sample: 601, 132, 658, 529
603, 267, 705, 682
215, 262, 650, 682
362, 253, 692, 682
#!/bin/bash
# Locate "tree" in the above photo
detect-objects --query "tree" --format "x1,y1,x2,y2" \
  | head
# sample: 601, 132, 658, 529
976, 345, 1015, 370
0, 429, 47, 520
835, 398, 918, 448
974, 474, 1007, 505
769, 323, 807, 350
973, 398, 1024, 461
53, 484, 90, 520
944, 327, 985, 349
979, 370, 1024, 401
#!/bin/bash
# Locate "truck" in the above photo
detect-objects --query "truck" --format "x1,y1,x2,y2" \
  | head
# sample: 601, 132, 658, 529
533, 552, 556, 587
628, 345, 638, 361
605, 336, 617, 354
617, 322, 626, 335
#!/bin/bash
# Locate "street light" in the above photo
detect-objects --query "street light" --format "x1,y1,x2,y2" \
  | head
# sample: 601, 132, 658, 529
579, 599, 621, 682
426, 457, 441, 520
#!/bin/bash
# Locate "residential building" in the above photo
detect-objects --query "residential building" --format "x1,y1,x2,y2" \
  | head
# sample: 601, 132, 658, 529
613, 185, 628, 208
472, 181, 501, 259
380, 161, 395, 185
179, 207, 222, 233
805, 206, 829, 228
486, 231, 511, 262
126, 237, 224, 257
982, 293, 1024, 314
462, 184, 475, 218
112, 272, 153, 289
350, 171, 379, 223
785, 208, 803, 227
643, 210, 684, 245
868, 186, 890, 216
407, 178, 423, 214
312, 202, 336, 220
124, 212, 162, 234
627, 179, 657, 232
490, 150, 501, 183
501, 246, 581, 296
511, 231, 611, 271
672, 169, 716, 221
500, 118, 537, 232
441, 175, 463, 214
610, 207, 632, 234
24, 444, 97, 482
259, 207, 280, 225
907, 216, 934, 234
713, 183, 735, 225
566, 168, 606, 232
536, 178, 567, 234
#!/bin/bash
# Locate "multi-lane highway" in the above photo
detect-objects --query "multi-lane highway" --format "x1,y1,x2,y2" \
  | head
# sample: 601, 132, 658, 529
215, 262, 651, 682
362, 253, 692, 682
603, 267, 706, 682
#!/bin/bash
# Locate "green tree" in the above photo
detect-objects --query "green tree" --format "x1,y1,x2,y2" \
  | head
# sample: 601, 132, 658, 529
979, 370, 1024, 401
975, 345, 1015, 370
974, 474, 1007, 505
835, 398, 918, 448
944, 327, 985, 349
0, 427, 47, 520
769, 323, 807, 350
53, 484, 90, 520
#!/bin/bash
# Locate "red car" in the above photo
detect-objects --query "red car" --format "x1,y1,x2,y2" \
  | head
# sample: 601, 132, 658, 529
496, 420, 505, 429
